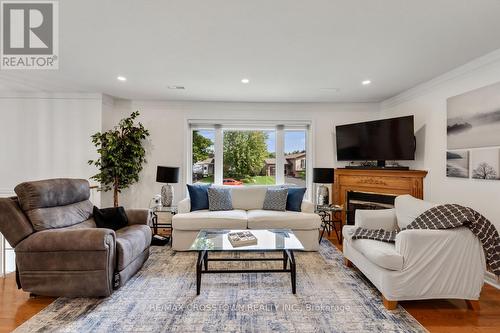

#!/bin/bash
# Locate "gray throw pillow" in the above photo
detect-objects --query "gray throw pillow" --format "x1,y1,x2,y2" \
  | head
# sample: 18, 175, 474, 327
208, 187, 233, 211
263, 188, 288, 211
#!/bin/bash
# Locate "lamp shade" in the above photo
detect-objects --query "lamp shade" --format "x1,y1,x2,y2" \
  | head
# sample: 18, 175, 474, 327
156, 166, 179, 183
313, 168, 334, 184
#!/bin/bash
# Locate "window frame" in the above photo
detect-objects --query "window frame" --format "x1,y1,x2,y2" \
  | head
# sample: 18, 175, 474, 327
187, 120, 313, 199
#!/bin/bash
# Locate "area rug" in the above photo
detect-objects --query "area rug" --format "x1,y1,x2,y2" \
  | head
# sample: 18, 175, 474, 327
15, 240, 426, 333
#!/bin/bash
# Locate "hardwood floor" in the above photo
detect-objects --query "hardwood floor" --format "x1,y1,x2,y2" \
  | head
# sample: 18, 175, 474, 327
1, 235, 499, 333
0, 273, 53, 333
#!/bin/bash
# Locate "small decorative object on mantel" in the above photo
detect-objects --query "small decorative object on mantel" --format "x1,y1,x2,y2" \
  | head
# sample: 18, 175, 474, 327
313, 168, 335, 205
156, 166, 180, 207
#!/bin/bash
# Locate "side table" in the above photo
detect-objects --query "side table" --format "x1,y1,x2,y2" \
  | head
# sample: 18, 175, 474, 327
150, 206, 177, 242
316, 205, 343, 243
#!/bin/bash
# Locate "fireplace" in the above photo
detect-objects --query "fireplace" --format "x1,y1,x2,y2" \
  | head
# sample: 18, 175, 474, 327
346, 191, 396, 225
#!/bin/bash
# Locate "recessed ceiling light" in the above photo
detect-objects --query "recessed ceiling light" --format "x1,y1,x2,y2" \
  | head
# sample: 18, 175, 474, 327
168, 85, 185, 90
117, 76, 127, 82
241, 78, 250, 84
362, 80, 371, 85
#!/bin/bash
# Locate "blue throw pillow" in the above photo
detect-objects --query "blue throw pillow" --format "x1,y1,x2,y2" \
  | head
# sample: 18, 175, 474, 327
286, 187, 306, 212
187, 184, 211, 211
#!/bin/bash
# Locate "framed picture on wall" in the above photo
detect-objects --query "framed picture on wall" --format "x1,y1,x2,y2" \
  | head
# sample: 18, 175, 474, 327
447, 81, 500, 149
471, 148, 500, 180
446, 150, 469, 178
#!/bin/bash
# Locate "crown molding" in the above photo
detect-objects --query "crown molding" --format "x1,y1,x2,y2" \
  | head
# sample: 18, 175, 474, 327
382, 48, 500, 109
102, 94, 116, 106
0, 91, 103, 100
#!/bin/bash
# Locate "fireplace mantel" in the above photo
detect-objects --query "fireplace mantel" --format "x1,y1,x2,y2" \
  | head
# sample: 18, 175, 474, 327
333, 168, 428, 225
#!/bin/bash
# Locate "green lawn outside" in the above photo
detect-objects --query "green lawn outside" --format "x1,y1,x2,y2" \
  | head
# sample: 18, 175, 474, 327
195, 176, 213, 184
242, 176, 276, 185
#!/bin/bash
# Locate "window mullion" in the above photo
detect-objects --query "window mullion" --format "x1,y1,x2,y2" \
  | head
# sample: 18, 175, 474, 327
276, 125, 285, 184
214, 125, 223, 185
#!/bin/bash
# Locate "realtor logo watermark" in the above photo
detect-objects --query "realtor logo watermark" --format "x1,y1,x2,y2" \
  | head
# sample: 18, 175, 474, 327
1, 1, 58, 69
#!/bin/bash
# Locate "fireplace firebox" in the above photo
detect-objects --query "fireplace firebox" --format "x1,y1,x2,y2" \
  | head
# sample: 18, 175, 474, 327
346, 191, 396, 225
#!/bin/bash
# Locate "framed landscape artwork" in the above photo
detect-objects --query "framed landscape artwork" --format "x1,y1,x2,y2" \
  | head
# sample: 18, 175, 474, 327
447, 81, 500, 180
447, 81, 500, 149
471, 149, 500, 180
446, 151, 469, 178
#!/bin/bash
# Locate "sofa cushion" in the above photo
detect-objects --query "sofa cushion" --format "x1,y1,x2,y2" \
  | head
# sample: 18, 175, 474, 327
187, 184, 211, 211
15, 178, 90, 211
247, 209, 321, 230
263, 188, 288, 211
26, 200, 94, 231
115, 224, 151, 271
172, 209, 248, 230
228, 186, 267, 210
64, 218, 97, 229
395, 195, 436, 229
285, 187, 306, 212
13, 178, 93, 231
350, 238, 404, 271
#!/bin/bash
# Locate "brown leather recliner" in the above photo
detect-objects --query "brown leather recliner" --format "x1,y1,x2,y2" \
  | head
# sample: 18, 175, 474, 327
0, 178, 151, 297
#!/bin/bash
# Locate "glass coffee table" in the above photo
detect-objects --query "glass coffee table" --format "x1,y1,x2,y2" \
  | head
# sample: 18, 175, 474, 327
189, 229, 304, 295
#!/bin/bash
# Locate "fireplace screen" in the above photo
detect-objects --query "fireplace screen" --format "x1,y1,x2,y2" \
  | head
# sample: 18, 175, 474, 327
346, 191, 396, 225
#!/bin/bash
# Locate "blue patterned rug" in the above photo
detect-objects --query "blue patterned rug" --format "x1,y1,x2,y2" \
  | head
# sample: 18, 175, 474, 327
15, 240, 426, 332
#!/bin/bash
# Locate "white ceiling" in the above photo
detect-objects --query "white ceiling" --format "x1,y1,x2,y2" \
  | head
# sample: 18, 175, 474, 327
2, 0, 500, 102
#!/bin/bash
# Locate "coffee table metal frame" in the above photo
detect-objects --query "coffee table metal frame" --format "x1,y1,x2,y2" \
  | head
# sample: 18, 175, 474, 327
195, 249, 297, 295
191, 229, 302, 295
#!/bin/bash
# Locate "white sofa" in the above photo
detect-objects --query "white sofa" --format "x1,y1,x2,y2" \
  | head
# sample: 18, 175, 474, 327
172, 186, 321, 251
343, 195, 486, 310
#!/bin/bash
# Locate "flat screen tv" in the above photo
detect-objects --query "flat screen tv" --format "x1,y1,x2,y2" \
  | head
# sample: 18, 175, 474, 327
336, 115, 415, 167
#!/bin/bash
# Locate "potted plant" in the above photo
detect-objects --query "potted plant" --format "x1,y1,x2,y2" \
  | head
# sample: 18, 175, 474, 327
88, 111, 150, 207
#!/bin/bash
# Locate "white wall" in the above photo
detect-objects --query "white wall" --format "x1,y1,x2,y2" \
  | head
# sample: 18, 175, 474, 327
0, 93, 103, 191
0, 92, 103, 274
381, 50, 500, 231
101, 100, 380, 208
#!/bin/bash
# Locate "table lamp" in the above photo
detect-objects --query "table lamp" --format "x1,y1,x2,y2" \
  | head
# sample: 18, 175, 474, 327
156, 166, 179, 207
313, 168, 335, 206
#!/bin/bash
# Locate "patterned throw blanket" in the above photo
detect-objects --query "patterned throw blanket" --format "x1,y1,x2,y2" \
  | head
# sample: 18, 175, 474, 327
352, 204, 500, 276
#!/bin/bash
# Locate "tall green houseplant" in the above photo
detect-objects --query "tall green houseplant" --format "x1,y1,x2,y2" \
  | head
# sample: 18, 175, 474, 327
89, 111, 150, 207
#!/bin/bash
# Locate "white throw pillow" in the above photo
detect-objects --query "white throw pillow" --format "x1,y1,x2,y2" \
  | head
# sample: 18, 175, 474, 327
395, 195, 436, 229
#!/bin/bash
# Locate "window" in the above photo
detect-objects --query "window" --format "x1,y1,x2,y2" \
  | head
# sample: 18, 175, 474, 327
223, 130, 275, 185
191, 130, 215, 184
189, 122, 311, 194
284, 130, 307, 187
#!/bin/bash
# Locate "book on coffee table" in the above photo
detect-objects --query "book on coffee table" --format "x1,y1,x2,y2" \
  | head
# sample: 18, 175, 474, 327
228, 231, 257, 247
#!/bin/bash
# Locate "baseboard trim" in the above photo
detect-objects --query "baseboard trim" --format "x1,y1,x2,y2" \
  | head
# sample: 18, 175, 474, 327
485, 271, 500, 289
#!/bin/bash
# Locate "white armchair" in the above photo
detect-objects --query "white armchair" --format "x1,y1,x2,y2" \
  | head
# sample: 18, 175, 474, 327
343, 195, 486, 310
